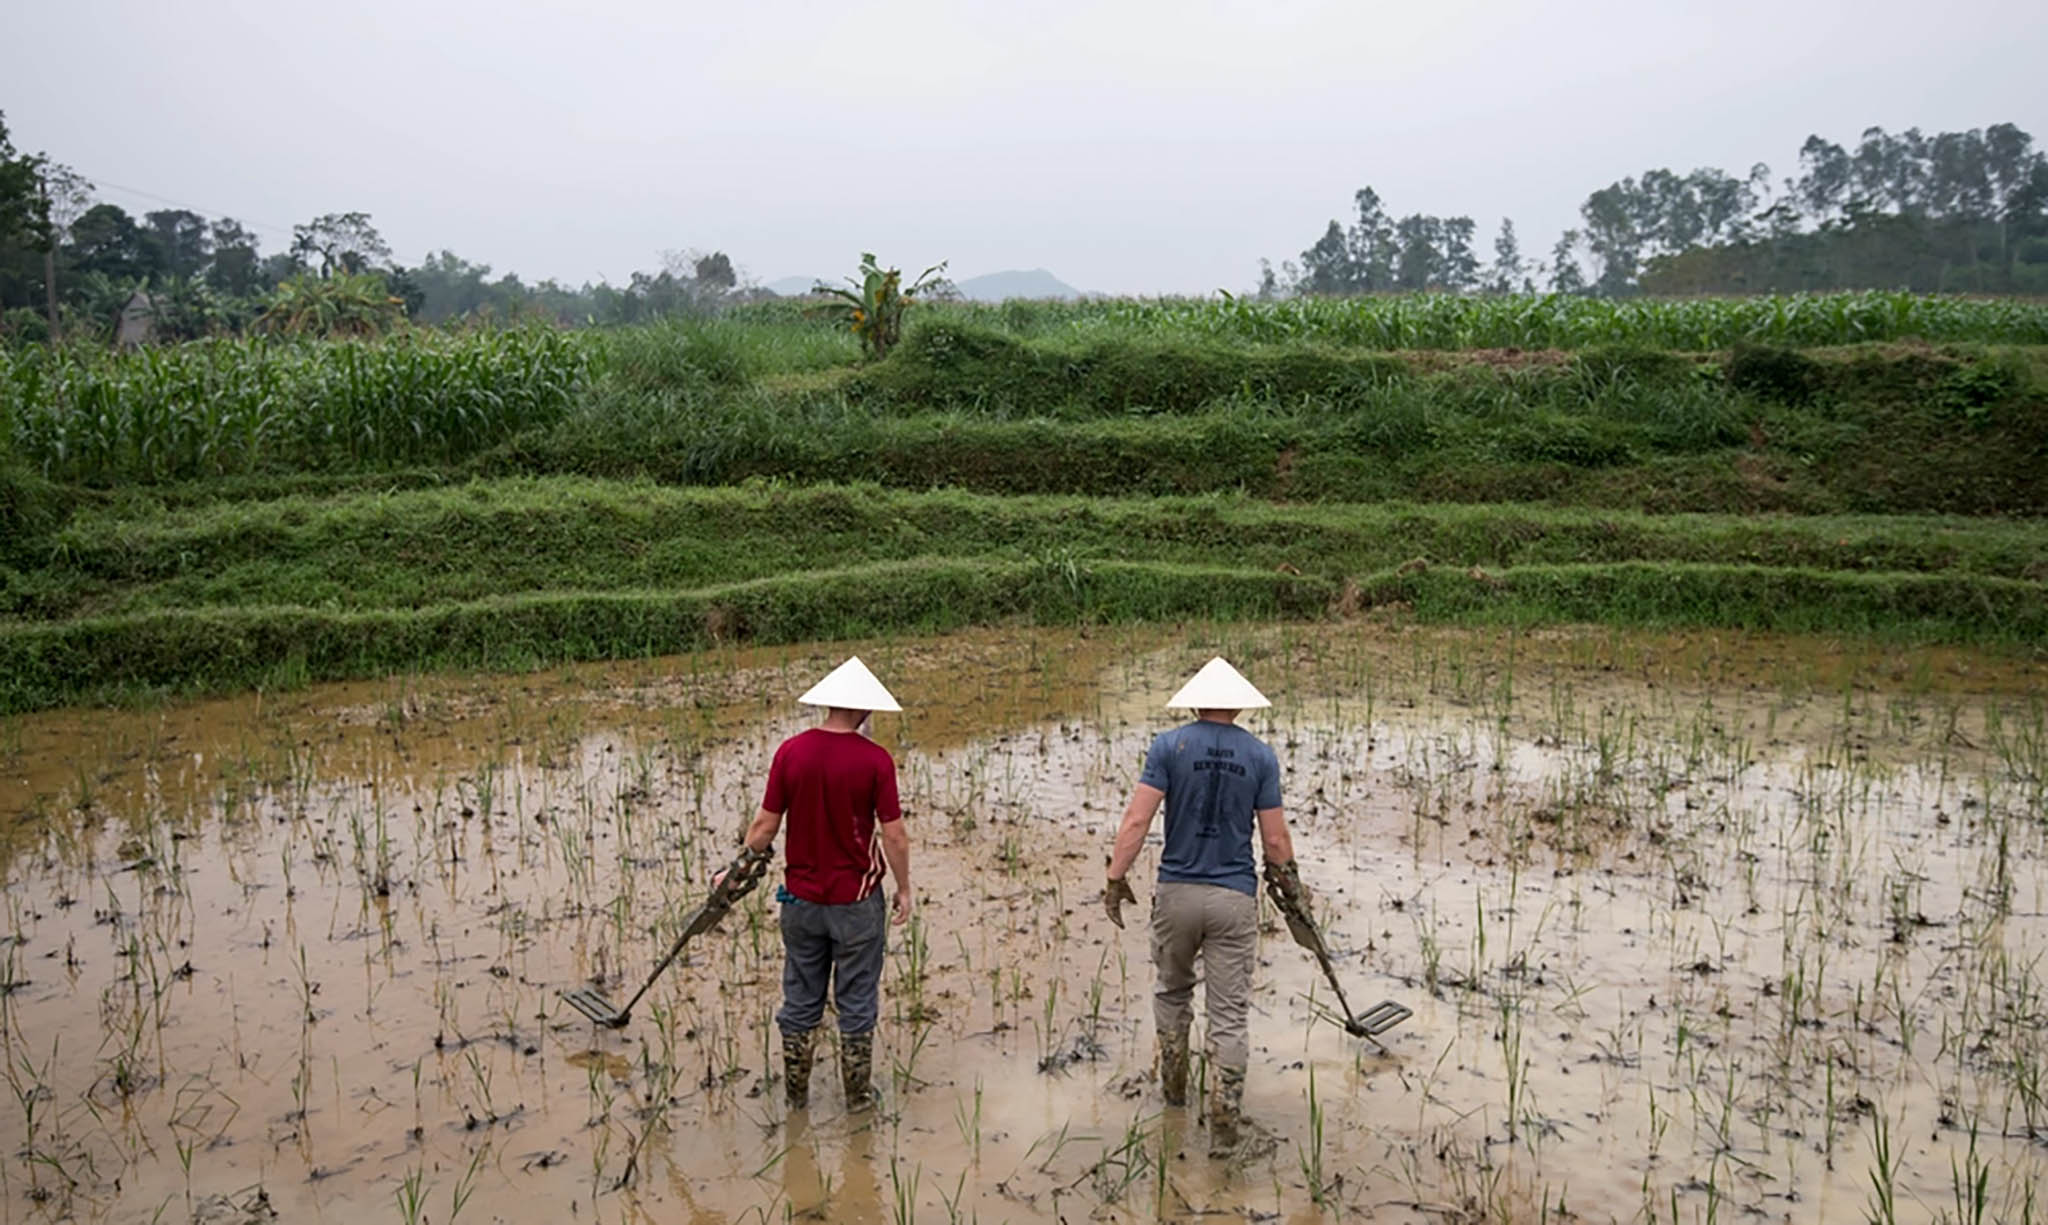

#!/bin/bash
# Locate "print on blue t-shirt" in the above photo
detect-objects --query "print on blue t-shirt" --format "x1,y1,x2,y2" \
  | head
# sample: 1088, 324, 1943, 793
1137, 721, 1282, 896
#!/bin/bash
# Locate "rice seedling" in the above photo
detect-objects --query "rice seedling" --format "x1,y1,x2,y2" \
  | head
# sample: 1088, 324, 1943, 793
888, 1157, 922, 1225
4, 620, 2047, 1223
1864, 1108, 1901, 1225
936, 1167, 973, 1225
953, 1078, 983, 1160
1297, 1065, 1335, 1205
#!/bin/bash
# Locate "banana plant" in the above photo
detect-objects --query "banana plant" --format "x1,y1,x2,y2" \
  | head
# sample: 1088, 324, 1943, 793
255, 273, 407, 338
811, 253, 948, 360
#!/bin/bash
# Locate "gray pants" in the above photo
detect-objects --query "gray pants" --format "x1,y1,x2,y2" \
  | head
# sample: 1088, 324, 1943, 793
776, 891, 887, 1036
1150, 881, 1258, 1070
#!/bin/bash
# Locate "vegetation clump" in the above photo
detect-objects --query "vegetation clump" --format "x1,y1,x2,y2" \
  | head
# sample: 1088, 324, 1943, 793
1725, 343, 1821, 405
1, 289, 2043, 711
808, 252, 950, 360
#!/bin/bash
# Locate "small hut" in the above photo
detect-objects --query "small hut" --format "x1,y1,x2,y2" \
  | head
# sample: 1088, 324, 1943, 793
115, 289, 155, 348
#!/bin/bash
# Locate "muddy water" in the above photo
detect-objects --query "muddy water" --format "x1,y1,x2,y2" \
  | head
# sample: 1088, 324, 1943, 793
1, 625, 2045, 1225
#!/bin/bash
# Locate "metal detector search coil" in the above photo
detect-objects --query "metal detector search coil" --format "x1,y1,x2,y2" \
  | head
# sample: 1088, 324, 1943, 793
1263, 860, 1412, 1051
563, 845, 774, 1029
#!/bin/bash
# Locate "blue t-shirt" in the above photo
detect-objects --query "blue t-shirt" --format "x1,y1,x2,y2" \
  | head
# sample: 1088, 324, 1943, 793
1138, 721, 1283, 896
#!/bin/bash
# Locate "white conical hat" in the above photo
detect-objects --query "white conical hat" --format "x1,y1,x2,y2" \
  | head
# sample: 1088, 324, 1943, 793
797, 656, 902, 712
1165, 657, 1270, 710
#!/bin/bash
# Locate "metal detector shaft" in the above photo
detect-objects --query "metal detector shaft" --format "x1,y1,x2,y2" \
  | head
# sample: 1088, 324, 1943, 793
607, 922, 698, 1023
1264, 866, 1412, 1049
563, 845, 773, 1029
1302, 929, 1361, 1025
1285, 904, 1368, 1030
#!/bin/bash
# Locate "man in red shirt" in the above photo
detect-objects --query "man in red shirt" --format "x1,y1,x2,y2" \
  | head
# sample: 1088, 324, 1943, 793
736, 656, 912, 1112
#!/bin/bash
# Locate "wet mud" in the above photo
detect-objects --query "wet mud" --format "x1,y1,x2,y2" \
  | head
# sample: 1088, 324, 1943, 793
1, 624, 2045, 1223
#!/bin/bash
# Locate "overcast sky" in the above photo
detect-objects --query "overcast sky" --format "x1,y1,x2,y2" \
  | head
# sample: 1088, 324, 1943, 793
8, 0, 2045, 294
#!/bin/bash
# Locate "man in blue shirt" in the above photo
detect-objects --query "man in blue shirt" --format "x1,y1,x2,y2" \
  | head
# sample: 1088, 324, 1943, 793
1102, 657, 1309, 1156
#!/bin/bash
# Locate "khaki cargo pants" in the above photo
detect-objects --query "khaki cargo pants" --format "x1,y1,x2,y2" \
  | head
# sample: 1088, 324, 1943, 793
1150, 881, 1258, 1070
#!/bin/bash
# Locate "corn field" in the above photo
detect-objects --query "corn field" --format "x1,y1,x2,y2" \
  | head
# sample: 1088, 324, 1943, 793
0, 329, 591, 482
5, 293, 2044, 487
746, 290, 2048, 349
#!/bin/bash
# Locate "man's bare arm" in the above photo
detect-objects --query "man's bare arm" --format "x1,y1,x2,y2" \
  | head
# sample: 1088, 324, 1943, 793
1256, 806, 1293, 865
879, 818, 912, 923
741, 807, 782, 854
1107, 784, 1166, 880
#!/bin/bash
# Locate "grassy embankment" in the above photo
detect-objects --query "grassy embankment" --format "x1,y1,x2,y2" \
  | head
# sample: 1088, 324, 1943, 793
3, 292, 2046, 712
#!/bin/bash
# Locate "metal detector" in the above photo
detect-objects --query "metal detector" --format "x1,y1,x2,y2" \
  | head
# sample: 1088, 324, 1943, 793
1265, 870, 1413, 1050
562, 846, 774, 1029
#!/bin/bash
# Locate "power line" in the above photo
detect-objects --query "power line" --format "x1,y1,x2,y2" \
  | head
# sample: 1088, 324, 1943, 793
65, 169, 298, 240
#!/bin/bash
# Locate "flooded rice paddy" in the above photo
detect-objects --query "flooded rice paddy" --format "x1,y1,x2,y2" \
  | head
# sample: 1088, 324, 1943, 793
2, 623, 2046, 1225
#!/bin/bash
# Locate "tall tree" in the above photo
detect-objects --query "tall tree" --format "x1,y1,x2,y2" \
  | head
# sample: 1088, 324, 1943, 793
1393, 214, 1443, 290
407, 249, 495, 321
1794, 136, 1853, 224
1347, 189, 1398, 291
694, 251, 737, 290
206, 219, 264, 298
144, 209, 212, 279
291, 212, 390, 277
1440, 216, 1479, 291
1984, 123, 2041, 271
67, 203, 151, 282
1548, 231, 1586, 294
1297, 220, 1359, 295
1851, 127, 1930, 215
36, 163, 93, 336
0, 112, 44, 249
1579, 184, 1641, 296
1487, 218, 1526, 293
1984, 123, 2039, 216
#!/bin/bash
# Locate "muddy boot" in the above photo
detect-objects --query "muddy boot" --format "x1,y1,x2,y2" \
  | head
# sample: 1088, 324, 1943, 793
1207, 1064, 1245, 1157
841, 1031, 878, 1111
782, 1028, 816, 1110
1158, 1027, 1191, 1107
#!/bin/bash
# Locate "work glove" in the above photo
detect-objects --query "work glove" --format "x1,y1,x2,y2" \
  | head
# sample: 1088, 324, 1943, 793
1103, 877, 1138, 929
709, 844, 774, 896
1263, 860, 1319, 953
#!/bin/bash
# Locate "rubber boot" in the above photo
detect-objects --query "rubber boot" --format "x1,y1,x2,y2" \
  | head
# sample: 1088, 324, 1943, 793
1208, 1064, 1245, 1157
782, 1028, 815, 1110
841, 1031, 877, 1110
1158, 1027, 1191, 1107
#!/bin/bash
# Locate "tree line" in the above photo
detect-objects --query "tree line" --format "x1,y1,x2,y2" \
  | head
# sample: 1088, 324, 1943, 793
0, 111, 755, 340
7, 112, 2047, 344
1268, 122, 2048, 298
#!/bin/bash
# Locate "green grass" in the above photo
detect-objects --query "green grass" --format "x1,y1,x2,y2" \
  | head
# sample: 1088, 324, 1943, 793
7, 314, 2044, 515
476, 340, 2046, 515
597, 315, 858, 391
0, 557, 1329, 713
3, 478, 2044, 712
1363, 561, 2048, 642
4, 296, 2046, 712
15, 479, 2048, 617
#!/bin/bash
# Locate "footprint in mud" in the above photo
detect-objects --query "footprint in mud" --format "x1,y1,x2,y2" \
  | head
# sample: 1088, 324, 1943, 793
1035, 1030, 1108, 1073
565, 1047, 634, 1084
189, 1191, 279, 1224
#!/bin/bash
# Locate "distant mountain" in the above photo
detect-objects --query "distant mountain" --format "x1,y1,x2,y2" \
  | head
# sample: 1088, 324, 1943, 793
764, 268, 1084, 300
764, 275, 828, 296
953, 269, 1082, 301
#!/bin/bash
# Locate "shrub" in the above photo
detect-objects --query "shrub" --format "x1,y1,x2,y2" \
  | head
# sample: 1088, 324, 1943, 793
1726, 343, 1821, 405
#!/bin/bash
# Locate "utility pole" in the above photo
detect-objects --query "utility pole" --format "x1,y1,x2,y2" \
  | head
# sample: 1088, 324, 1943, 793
43, 233, 57, 339
37, 164, 92, 342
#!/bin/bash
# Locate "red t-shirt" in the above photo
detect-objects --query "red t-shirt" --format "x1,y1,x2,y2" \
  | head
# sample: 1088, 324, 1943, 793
762, 728, 902, 905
